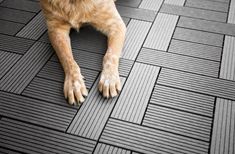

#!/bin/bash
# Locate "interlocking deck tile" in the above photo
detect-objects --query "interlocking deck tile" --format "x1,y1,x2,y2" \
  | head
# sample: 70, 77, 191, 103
0, 42, 53, 93
157, 68, 235, 100
38, 61, 99, 89
0, 7, 35, 24
0, 147, 20, 154
67, 77, 125, 140
0, 0, 40, 13
0, 91, 77, 131
0, 20, 24, 35
185, 0, 229, 12
116, 5, 156, 22
0, 51, 21, 79
0, 34, 35, 54
151, 85, 215, 117
100, 118, 209, 154
220, 36, 235, 81
137, 48, 220, 77
164, 0, 185, 6
144, 13, 179, 51
16, 11, 47, 40
168, 39, 222, 61
178, 16, 235, 36
0, 118, 96, 154
228, 0, 235, 23
143, 104, 212, 141
111, 63, 160, 124
173, 27, 224, 47
94, 143, 131, 154
50, 49, 134, 77
210, 98, 235, 154
115, 0, 141, 8
121, 19, 151, 60
160, 4, 227, 22
139, 0, 164, 11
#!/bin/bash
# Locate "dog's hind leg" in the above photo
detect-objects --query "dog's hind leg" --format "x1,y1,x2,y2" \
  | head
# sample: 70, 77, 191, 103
47, 21, 88, 105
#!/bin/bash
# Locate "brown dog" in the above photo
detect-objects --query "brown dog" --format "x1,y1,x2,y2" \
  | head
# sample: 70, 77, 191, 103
40, 0, 126, 105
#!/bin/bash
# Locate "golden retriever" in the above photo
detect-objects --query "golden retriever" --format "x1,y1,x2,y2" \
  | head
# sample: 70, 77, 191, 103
40, 0, 126, 105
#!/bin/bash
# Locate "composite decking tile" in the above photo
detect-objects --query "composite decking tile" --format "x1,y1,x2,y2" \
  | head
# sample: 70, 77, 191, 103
220, 36, 235, 81
0, 42, 54, 94
121, 19, 151, 60
160, 4, 227, 22
178, 16, 235, 36
137, 48, 220, 77
164, 0, 185, 6
0, 7, 35, 24
0, 20, 24, 35
100, 118, 209, 154
0, 118, 96, 154
143, 104, 212, 141
168, 39, 221, 61
111, 63, 160, 124
16, 11, 47, 40
173, 27, 224, 47
0, 51, 21, 79
115, 0, 141, 8
94, 143, 131, 154
0, 147, 21, 154
0, 91, 77, 131
67, 77, 125, 140
0, 34, 35, 54
150, 84, 215, 117
157, 68, 235, 100
228, 0, 235, 23
144, 13, 179, 51
139, 0, 164, 11
210, 98, 235, 154
116, 5, 156, 22
0, 0, 40, 13
185, 0, 229, 12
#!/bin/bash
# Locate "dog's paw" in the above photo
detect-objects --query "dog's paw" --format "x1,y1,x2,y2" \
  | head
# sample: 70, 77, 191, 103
98, 69, 121, 98
64, 65, 88, 105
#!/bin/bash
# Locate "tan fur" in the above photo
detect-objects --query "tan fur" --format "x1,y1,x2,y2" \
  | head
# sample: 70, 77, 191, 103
40, 0, 126, 105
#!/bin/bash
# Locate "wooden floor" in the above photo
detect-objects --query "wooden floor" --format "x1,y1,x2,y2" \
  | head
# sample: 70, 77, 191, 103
0, 0, 235, 153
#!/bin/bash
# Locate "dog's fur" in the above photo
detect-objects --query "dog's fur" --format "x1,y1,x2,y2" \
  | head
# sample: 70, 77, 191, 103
40, 0, 126, 105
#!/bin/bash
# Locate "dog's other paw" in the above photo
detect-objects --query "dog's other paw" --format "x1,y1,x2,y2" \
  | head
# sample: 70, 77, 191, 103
98, 69, 121, 98
64, 64, 88, 105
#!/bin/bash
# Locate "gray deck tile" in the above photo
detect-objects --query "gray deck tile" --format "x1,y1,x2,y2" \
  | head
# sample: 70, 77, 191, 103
0, 20, 24, 35
178, 16, 235, 36
0, 118, 96, 154
0, 7, 35, 24
185, 0, 229, 12
94, 143, 131, 154
228, 0, 235, 23
137, 48, 220, 77
111, 63, 160, 124
157, 68, 235, 100
0, 51, 21, 79
115, 0, 141, 8
160, 4, 227, 22
0, 34, 35, 54
139, 0, 164, 11
121, 19, 151, 60
210, 98, 235, 154
173, 27, 224, 47
220, 36, 235, 81
150, 85, 215, 117
0, 147, 21, 154
67, 77, 125, 140
168, 39, 222, 61
144, 13, 179, 51
0, 91, 77, 131
0, 42, 53, 93
164, 0, 185, 6
100, 118, 209, 154
16, 11, 47, 40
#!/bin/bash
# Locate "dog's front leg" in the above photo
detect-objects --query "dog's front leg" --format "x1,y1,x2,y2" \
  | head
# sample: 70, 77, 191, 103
48, 23, 88, 105
94, 17, 126, 98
